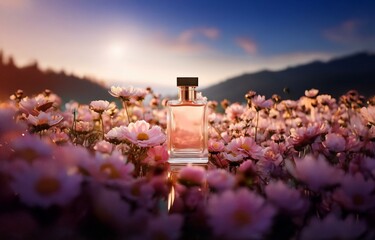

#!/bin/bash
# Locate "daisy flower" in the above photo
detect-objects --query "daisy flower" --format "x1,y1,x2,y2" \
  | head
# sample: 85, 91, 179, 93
123, 120, 166, 147
89, 100, 110, 114
251, 95, 273, 110
323, 133, 346, 152
226, 136, 262, 160
10, 161, 82, 208
178, 165, 206, 187
332, 173, 375, 211
207, 189, 276, 239
292, 154, 343, 191
26, 111, 63, 131
143, 145, 169, 166
109, 86, 137, 101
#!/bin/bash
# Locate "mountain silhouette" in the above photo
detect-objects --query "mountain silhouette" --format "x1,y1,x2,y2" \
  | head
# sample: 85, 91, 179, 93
202, 52, 375, 102
0, 51, 110, 103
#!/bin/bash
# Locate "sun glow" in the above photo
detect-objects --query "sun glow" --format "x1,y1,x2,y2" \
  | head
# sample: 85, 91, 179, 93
108, 43, 126, 59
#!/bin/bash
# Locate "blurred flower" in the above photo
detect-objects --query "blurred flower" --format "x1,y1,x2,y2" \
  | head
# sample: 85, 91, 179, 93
144, 214, 183, 240
323, 133, 346, 152
10, 161, 82, 208
300, 213, 367, 240
207, 189, 276, 239
94, 140, 114, 154
332, 173, 375, 211
292, 154, 343, 191
178, 165, 206, 187
265, 181, 308, 215
207, 169, 236, 192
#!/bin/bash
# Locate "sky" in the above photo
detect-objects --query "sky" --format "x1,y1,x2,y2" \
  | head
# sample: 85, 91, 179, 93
1, 0, 375, 94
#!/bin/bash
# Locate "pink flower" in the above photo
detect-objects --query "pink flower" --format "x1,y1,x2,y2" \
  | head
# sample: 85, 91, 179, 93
292, 154, 343, 191
94, 152, 134, 181
26, 111, 63, 130
10, 161, 82, 208
208, 139, 225, 153
207, 189, 276, 239
305, 88, 319, 98
226, 136, 262, 160
143, 145, 169, 165
89, 100, 110, 113
206, 169, 236, 192
94, 140, 114, 154
323, 133, 346, 152
9, 134, 52, 163
109, 86, 137, 101
123, 120, 166, 147
105, 126, 128, 143
134, 88, 148, 101
251, 95, 273, 110
300, 213, 367, 240
178, 165, 206, 187
225, 103, 245, 121
265, 181, 308, 215
289, 123, 327, 150
360, 105, 375, 125
332, 173, 375, 211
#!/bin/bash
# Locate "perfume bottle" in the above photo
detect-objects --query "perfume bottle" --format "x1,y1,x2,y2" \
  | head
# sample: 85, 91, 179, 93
167, 77, 208, 164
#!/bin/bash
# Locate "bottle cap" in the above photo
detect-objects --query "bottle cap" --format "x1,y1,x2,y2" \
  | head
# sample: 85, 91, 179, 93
177, 77, 198, 87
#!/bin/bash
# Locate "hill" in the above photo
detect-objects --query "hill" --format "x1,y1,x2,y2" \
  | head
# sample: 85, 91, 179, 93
0, 52, 110, 103
201, 52, 375, 102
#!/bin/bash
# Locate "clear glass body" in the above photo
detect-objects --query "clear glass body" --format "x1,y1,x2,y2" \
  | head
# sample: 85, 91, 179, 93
167, 87, 208, 163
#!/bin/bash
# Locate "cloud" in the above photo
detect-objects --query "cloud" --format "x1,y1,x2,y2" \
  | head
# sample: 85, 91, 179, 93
236, 37, 257, 54
154, 27, 220, 54
324, 19, 375, 48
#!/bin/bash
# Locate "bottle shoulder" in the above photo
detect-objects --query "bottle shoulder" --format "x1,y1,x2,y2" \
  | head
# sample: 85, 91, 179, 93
167, 99, 207, 107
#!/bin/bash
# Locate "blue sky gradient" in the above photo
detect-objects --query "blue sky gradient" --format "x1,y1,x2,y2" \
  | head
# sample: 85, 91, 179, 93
0, 0, 374, 93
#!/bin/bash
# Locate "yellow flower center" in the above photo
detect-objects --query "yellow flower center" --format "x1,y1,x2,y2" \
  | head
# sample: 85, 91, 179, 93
233, 209, 251, 227
137, 132, 149, 141
241, 143, 250, 151
100, 163, 120, 179
35, 177, 61, 196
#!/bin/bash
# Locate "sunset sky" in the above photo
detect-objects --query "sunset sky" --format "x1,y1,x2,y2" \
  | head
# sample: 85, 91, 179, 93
1, 0, 374, 94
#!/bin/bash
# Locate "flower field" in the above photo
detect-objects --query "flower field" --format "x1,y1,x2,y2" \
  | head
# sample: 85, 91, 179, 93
0, 87, 375, 239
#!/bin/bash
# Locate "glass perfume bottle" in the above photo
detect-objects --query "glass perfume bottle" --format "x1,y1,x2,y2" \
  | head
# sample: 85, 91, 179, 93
167, 77, 208, 164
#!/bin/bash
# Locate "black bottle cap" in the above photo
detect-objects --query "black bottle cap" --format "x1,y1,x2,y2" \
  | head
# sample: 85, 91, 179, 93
177, 77, 198, 86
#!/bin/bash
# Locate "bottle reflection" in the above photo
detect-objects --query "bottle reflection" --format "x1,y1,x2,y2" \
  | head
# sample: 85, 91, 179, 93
167, 163, 208, 212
